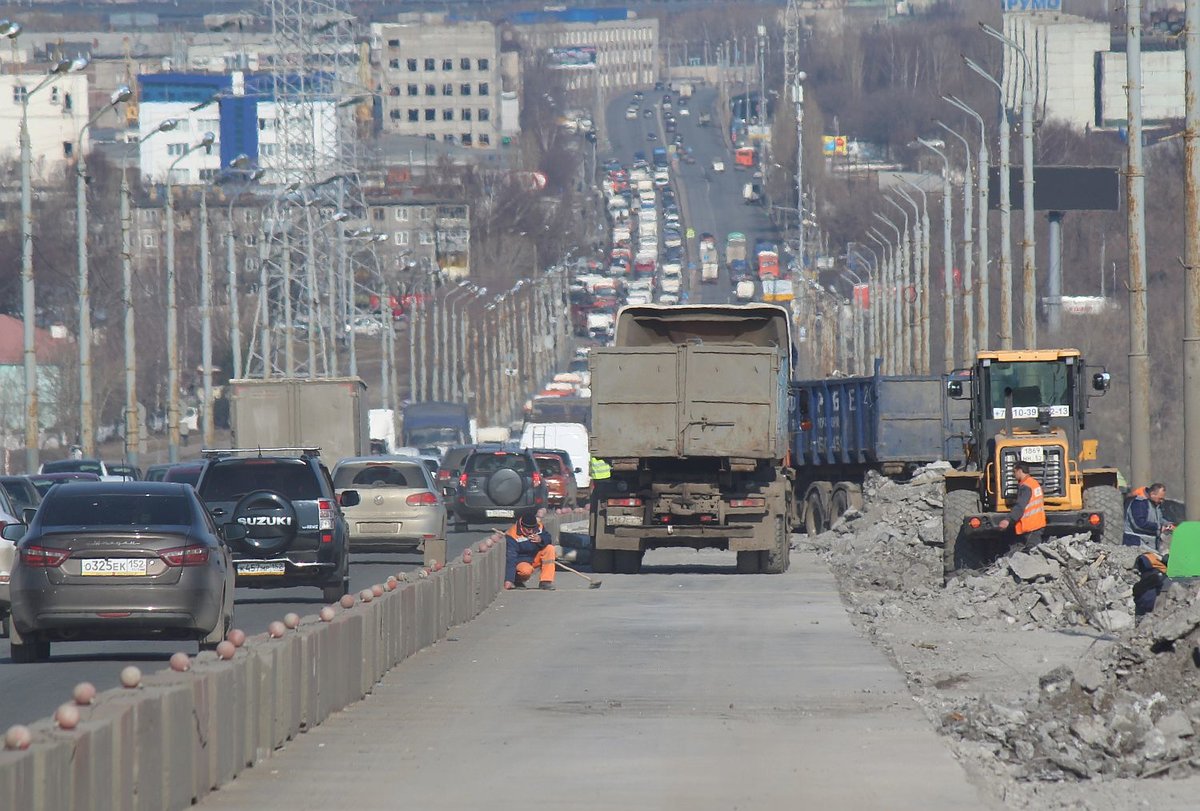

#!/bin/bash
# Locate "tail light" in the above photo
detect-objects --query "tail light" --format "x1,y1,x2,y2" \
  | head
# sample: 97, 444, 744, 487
318, 499, 334, 531
532, 471, 542, 488
20, 546, 70, 568
1088, 513, 1102, 526
406, 492, 439, 506
437, 469, 451, 481
160, 545, 211, 567
728, 498, 766, 508
459, 473, 468, 488
607, 497, 643, 507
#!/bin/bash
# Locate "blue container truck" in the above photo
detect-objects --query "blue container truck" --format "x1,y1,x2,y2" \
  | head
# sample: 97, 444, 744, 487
791, 364, 968, 534
400, 402, 472, 455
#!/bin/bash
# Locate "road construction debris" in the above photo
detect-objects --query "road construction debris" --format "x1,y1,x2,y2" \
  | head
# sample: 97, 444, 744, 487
803, 463, 1200, 795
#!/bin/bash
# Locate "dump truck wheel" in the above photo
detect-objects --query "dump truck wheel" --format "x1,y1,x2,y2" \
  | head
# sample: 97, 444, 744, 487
761, 516, 790, 574
803, 482, 832, 535
942, 489, 981, 582
1082, 484, 1123, 546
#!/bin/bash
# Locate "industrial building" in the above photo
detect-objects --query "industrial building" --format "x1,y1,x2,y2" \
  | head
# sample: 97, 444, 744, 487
509, 7, 658, 92
0, 73, 91, 175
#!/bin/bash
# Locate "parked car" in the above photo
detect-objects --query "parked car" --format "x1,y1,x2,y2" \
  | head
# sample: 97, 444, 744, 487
29, 472, 102, 496
4, 481, 238, 662
332, 457, 446, 552
195, 451, 355, 602
0, 475, 41, 515
452, 446, 547, 528
531, 450, 580, 507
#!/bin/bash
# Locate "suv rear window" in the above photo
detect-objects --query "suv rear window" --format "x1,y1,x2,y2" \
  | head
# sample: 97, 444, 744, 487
334, 463, 423, 489
200, 461, 322, 502
42, 493, 192, 526
41, 459, 103, 475
535, 456, 564, 476
466, 452, 532, 475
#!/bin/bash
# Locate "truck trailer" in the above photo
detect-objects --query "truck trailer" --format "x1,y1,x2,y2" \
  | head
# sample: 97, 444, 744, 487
228, 377, 369, 464
791, 366, 967, 535
589, 305, 793, 574
400, 401, 472, 455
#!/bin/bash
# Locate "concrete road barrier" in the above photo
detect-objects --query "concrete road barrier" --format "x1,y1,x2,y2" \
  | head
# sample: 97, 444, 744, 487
0, 541, 504, 811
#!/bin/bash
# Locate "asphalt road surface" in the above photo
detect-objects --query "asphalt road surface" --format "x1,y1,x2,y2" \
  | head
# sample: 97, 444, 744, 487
0, 526, 489, 729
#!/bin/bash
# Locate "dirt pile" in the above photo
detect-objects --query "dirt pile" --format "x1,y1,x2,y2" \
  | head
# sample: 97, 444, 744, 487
805, 464, 1200, 787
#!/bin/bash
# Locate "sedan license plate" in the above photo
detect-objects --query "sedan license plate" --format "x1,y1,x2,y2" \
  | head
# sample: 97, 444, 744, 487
237, 562, 286, 577
81, 558, 148, 577
485, 509, 514, 518
607, 515, 643, 526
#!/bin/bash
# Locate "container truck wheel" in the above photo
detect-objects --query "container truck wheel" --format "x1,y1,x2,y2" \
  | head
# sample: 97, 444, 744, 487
761, 516, 790, 574
942, 489, 981, 582
1082, 484, 1123, 546
803, 483, 832, 535
592, 548, 614, 574
833, 482, 863, 516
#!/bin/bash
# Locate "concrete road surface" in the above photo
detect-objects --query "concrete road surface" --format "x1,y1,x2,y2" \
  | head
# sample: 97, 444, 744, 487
195, 547, 993, 810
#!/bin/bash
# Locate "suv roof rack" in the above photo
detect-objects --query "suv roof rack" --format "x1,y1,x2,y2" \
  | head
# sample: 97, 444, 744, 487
201, 447, 321, 459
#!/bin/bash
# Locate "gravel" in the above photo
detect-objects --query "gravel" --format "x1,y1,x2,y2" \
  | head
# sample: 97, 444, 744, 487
802, 465, 1200, 808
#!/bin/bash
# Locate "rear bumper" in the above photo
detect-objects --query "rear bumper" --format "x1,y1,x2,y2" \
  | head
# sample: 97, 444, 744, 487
598, 523, 767, 552
961, 510, 1104, 538
231, 555, 341, 588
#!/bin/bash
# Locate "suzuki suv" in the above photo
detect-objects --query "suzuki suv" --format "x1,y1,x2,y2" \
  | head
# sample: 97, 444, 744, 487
195, 450, 357, 603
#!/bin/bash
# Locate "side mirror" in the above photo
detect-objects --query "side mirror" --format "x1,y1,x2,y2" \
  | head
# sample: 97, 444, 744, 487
1092, 372, 1110, 392
222, 523, 247, 542
22, 508, 37, 526
946, 380, 964, 398
339, 490, 361, 508
1, 524, 26, 542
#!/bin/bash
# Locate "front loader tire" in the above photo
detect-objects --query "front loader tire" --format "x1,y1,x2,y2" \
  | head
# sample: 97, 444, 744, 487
1082, 484, 1123, 546
942, 489, 981, 583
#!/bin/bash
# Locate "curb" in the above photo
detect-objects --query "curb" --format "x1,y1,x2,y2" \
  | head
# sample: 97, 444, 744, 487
0, 540, 504, 811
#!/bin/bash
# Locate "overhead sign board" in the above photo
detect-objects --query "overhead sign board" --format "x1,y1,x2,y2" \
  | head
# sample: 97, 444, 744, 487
822, 135, 847, 156
987, 166, 1120, 211
546, 45, 597, 69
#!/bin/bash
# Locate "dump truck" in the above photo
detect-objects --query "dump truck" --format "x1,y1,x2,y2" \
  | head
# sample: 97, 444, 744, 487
792, 365, 967, 536
228, 377, 369, 463
589, 305, 793, 574
942, 348, 1121, 579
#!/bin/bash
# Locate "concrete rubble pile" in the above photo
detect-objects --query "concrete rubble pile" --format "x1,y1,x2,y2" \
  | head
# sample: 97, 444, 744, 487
805, 461, 1200, 783
947, 580, 1200, 781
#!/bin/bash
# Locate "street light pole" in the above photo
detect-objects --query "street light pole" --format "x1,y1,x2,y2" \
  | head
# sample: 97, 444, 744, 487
919, 138, 955, 372
75, 85, 132, 458
793, 72, 806, 273
20, 56, 78, 471
873, 215, 904, 374
898, 179, 930, 374
883, 199, 912, 373
981, 22, 1038, 346
224, 165, 266, 382
1183, 0, 1200, 518
945, 94, 993, 347
936, 120, 976, 360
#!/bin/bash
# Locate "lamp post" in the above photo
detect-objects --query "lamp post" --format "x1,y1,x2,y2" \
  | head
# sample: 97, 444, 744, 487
981, 22, 1038, 346
935, 120, 976, 360
872, 215, 904, 374
119, 118, 179, 469
897, 180, 930, 374
164, 130, 215, 462
865, 230, 890, 369
75, 84, 132, 458
882, 199, 912, 373
940, 94, 988, 347
440, 281, 473, 401
793, 71, 807, 274
20, 55, 82, 471
221, 159, 266, 383
918, 138, 955, 372
855, 241, 881, 364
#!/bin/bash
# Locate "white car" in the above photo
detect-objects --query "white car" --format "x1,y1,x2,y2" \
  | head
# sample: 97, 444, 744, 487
626, 292, 652, 305
657, 293, 680, 305
346, 316, 384, 337
712, 159, 725, 173
625, 107, 638, 120
678, 107, 690, 117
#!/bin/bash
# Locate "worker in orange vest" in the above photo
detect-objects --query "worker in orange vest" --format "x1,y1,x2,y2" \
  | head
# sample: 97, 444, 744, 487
503, 510, 557, 591
998, 461, 1046, 552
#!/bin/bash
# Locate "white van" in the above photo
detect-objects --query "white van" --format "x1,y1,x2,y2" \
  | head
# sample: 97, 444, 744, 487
520, 422, 591, 499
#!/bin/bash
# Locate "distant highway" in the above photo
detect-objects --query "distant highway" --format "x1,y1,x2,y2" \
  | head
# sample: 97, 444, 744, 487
603, 85, 786, 306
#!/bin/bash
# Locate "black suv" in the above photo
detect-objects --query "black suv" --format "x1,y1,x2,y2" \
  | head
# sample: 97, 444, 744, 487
452, 446, 547, 529
195, 451, 358, 602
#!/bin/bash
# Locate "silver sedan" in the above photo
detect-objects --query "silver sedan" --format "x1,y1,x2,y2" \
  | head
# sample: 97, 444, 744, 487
332, 457, 447, 552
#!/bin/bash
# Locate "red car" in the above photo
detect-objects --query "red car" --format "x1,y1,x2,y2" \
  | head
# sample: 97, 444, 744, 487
531, 450, 579, 507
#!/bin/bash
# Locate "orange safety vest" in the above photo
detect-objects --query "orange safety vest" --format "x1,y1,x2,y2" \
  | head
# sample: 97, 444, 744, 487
1014, 475, 1046, 534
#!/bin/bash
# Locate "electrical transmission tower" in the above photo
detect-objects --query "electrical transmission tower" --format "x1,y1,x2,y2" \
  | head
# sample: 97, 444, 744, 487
243, 0, 381, 383
783, 0, 802, 89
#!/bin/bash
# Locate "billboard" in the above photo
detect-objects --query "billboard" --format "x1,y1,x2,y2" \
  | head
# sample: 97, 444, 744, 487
546, 45, 597, 69
986, 166, 1120, 211
822, 135, 847, 156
